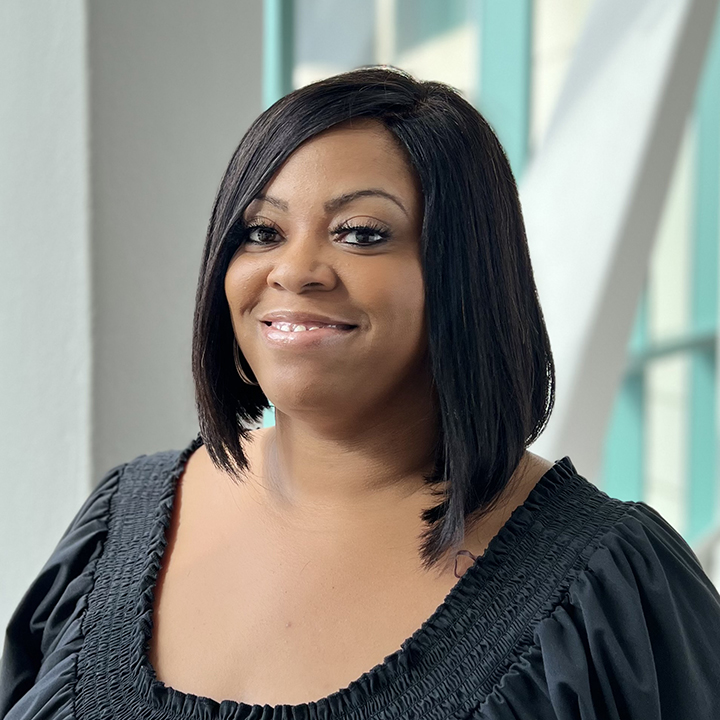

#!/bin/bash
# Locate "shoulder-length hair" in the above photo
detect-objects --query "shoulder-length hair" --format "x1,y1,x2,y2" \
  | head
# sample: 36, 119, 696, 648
192, 65, 554, 570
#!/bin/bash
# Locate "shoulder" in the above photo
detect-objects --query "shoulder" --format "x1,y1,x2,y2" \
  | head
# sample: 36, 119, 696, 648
475, 462, 720, 718
117, 434, 203, 487
88, 435, 204, 524
0, 460, 121, 717
558, 497, 720, 628
532, 494, 720, 718
535, 464, 720, 655
584, 500, 718, 596
0, 436, 202, 718
519, 458, 717, 603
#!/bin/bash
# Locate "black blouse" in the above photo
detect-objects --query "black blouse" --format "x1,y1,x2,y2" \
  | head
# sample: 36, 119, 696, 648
2, 434, 720, 720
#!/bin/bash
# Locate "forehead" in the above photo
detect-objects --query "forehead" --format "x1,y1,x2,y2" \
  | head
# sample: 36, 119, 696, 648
257, 120, 421, 207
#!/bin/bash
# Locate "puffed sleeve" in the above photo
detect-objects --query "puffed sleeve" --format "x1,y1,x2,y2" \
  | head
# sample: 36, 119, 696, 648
0, 462, 125, 718
535, 502, 720, 719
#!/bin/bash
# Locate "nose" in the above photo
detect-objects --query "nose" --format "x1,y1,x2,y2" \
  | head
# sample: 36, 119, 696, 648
265, 231, 338, 293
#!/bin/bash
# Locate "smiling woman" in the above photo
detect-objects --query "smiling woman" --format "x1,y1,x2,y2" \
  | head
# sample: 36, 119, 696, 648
193, 70, 556, 575
2, 66, 720, 720
223, 119, 433, 472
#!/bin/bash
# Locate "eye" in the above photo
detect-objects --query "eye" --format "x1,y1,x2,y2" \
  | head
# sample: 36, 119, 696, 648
332, 222, 391, 247
238, 220, 392, 248
243, 223, 280, 246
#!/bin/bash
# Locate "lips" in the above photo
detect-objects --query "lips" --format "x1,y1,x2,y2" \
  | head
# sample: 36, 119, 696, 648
259, 319, 358, 348
258, 311, 358, 328
262, 320, 355, 331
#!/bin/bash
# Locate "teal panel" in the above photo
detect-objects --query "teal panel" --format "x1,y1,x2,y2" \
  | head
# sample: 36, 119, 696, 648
262, 404, 276, 428
396, 0, 472, 55
478, 0, 532, 178
263, 0, 294, 109
687, 7, 720, 542
693, 6, 720, 332
602, 293, 647, 500
688, 350, 716, 542
260, 0, 292, 424
602, 373, 644, 501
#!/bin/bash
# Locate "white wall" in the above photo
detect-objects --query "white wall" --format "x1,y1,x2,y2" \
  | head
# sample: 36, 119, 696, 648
0, 0, 263, 635
0, 0, 92, 637
86, 0, 263, 477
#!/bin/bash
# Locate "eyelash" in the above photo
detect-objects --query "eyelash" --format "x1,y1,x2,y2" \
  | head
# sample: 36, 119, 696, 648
239, 220, 392, 248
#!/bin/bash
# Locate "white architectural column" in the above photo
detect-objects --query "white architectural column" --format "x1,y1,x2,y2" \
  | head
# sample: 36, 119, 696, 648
0, 1, 92, 635
524, 0, 720, 482
87, 0, 263, 478
0, 0, 263, 633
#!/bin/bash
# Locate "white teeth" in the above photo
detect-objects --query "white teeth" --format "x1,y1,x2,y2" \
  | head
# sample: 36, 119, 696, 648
270, 322, 337, 332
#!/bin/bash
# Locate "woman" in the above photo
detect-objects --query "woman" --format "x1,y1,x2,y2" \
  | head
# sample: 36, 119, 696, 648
2, 66, 719, 720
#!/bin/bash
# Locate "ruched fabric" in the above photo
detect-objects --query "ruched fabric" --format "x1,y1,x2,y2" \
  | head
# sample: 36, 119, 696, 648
2, 435, 720, 720
0, 460, 123, 720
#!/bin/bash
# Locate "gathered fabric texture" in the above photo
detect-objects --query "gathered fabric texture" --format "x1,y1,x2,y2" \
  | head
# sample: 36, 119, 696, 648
2, 434, 720, 720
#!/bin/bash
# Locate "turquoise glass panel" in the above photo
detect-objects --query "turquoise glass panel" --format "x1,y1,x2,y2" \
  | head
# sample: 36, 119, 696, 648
263, 0, 295, 108
601, 294, 647, 500
688, 350, 717, 541
395, 0, 472, 55
262, 404, 276, 428
602, 373, 645, 501
687, 7, 720, 542
478, 0, 532, 178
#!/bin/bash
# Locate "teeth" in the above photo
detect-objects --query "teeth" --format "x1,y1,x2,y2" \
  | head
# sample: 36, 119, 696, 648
270, 321, 337, 332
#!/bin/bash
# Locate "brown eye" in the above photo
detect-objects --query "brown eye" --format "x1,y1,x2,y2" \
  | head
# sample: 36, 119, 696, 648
245, 225, 279, 245
332, 222, 391, 247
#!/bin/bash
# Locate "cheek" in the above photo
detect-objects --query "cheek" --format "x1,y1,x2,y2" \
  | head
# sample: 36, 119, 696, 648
224, 254, 241, 301
365, 261, 426, 348
225, 256, 258, 309
223, 257, 266, 339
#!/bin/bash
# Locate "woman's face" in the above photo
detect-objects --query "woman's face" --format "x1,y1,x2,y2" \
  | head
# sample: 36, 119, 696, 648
224, 119, 428, 422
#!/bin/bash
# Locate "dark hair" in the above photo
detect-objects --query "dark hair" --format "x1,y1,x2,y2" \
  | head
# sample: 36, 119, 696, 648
192, 65, 554, 570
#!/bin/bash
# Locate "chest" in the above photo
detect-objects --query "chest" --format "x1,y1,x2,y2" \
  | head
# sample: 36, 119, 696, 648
149, 547, 462, 707
147, 476, 466, 707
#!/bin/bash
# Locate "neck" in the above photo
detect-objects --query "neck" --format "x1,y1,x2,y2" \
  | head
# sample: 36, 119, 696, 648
259, 403, 440, 513
225, 410, 550, 581
230, 378, 440, 566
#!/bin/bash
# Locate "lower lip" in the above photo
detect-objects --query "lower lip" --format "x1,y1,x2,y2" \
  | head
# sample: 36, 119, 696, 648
259, 322, 358, 348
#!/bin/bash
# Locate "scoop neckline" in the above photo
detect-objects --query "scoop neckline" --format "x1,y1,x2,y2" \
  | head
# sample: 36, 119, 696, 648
133, 433, 578, 720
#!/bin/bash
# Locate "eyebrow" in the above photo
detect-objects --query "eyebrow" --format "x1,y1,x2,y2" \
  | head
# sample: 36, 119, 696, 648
249, 189, 409, 217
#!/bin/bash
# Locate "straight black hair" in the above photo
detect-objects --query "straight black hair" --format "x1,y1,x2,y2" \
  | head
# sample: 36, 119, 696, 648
192, 65, 555, 571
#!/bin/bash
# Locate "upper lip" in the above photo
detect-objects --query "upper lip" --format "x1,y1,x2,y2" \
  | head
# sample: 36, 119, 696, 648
259, 311, 358, 327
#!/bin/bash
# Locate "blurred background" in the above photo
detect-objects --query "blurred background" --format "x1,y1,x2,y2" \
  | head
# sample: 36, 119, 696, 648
2, 0, 720, 631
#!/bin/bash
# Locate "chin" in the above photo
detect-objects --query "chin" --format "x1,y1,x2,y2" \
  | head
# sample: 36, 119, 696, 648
265, 382, 361, 417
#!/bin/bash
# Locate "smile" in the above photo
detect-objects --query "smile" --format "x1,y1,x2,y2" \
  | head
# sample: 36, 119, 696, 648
266, 321, 353, 332
259, 320, 358, 348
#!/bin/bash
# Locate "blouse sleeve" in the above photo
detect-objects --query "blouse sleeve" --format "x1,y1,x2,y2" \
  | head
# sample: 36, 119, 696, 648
535, 502, 720, 719
0, 462, 125, 718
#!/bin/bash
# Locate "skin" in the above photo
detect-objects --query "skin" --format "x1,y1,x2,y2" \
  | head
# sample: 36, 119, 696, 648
148, 119, 554, 704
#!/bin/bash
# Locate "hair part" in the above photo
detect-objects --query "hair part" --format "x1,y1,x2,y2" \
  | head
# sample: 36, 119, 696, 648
192, 65, 555, 571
